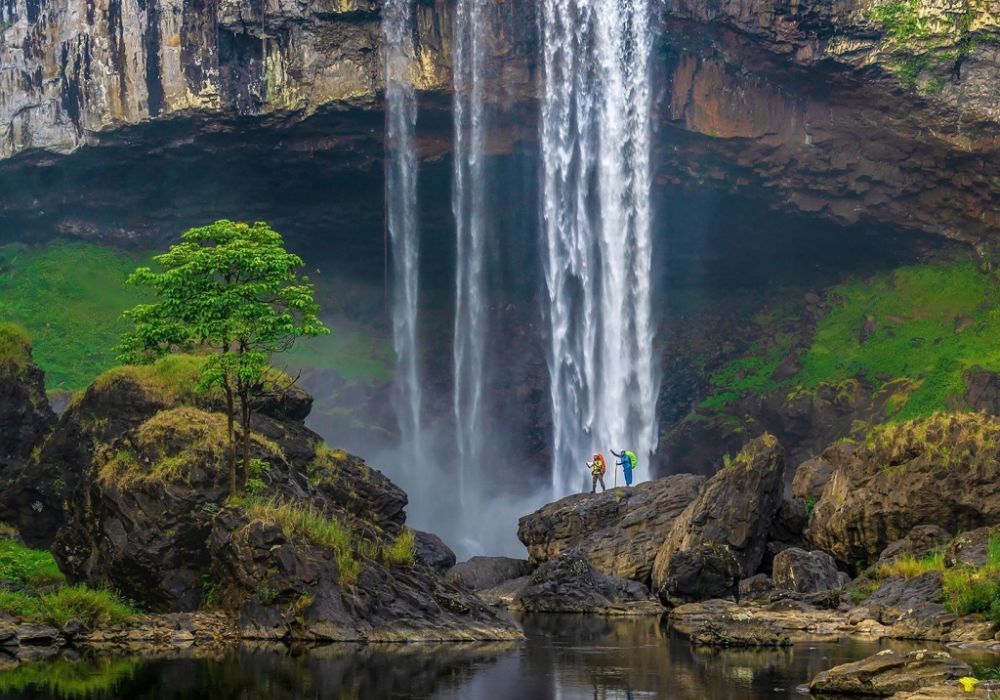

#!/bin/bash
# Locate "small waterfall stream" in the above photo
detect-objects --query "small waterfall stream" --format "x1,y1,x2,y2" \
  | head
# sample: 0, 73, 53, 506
452, 0, 488, 506
540, 0, 658, 495
382, 0, 423, 460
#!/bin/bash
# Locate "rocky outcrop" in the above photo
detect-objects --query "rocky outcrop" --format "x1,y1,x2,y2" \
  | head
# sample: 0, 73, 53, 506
413, 531, 457, 573
792, 455, 835, 501
809, 649, 972, 697
31, 357, 519, 641
808, 414, 1000, 566
516, 474, 704, 584
689, 617, 791, 647
0, 325, 55, 474
509, 552, 663, 616
772, 548, 844, 594
652, 434, 785, 604
446, 557, 532, 591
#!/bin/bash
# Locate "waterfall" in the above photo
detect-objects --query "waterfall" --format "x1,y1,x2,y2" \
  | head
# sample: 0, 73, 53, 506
540, 0, 658, 495
383, 0, 423, 458
452, 0, 487, 505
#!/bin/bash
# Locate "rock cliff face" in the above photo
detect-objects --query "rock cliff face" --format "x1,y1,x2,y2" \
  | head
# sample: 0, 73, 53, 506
1, 0, 997, 242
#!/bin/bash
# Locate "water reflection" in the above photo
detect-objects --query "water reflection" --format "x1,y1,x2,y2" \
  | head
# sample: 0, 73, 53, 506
0, 616, 987, 700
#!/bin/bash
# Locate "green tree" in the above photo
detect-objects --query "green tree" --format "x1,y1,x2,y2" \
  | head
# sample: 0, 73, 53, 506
118, 220, 329, 496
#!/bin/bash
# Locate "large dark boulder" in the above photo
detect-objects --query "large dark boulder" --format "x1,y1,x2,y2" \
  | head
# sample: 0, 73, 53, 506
943, 525, 1000, 569
413, 531, 457, 573
510, 552, 662, 615
656, 544, 740, 606
447, 557, 532, 591
808, 414, 1000, 566
791, 454, 836, 501
772, 548, 844, 594
652, 434, 785, 603
517, 474, 704, 585
46, 360, 520, 641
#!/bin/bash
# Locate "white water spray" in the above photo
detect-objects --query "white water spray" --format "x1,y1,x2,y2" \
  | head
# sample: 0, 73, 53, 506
541, 0, 658, 496
383, 0, 423, 458
452, 0, 488, 506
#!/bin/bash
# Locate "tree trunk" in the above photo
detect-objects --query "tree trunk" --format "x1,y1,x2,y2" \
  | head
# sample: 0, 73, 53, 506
225, 387, 237, 498
240, 395, 251, 480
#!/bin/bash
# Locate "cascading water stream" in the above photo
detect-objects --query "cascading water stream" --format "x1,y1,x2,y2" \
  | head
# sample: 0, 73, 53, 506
452, 0, 487, 507
541, 0, 658, 496
383, 0, 423, 460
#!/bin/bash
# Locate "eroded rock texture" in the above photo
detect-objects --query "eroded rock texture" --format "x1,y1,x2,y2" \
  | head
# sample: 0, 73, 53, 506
807, 413, 1000, 566
516, 474, 705, 585
652, 433, 785, 603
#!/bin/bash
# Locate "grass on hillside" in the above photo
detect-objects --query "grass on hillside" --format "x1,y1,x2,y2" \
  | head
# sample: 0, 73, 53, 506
700, 260, 1000, 421
0, 539, 66, 587
0, 240, 393, 393
877, 532, 1000, 623
0, 241, 152, 392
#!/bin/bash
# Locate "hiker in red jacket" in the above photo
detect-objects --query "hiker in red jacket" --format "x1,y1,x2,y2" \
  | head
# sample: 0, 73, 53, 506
587, 452, 607, 493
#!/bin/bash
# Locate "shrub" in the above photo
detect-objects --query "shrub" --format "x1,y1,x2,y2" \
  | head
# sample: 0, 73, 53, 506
0, 586, 136, 628
0, 539, 66, 587
91, 354, 209, 407
383, 529, 416, 568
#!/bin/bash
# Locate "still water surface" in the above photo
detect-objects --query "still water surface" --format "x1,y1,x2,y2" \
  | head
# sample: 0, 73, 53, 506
0, 615, 983, 700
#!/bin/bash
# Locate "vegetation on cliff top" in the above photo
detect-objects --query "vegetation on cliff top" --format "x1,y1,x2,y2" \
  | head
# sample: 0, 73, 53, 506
118, 220, 329, 496
701, 259, 1000, 421
0, 323, 31, 378
0, 240, 392, 394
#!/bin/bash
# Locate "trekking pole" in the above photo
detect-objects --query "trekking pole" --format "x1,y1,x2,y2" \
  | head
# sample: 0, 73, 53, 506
614, 465, 618, 489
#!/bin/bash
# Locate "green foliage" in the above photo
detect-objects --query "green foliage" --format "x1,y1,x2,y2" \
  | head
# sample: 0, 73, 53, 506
118, 220, 329, 495
700, 334, 794, 410
0, 323, 30, 377
0, 539, 66, 587
0, 655, 140, 697
804, 497, 818, 521
972, 662, 1000, 680
382, 529, 416, 568
0, 241, 152, 391
285, 326, 393, 384
0, 586, 136, 628
867, 0, 932, 44
118, 220, 329, 366
700, 260, 1000, 420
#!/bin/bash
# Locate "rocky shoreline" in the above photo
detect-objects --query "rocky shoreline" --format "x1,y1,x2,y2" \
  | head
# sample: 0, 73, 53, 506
0, 331, 998, 700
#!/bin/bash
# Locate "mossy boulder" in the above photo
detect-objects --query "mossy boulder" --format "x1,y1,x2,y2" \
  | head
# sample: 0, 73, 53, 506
39, 358, 517, 641
807, 413, 1000, 567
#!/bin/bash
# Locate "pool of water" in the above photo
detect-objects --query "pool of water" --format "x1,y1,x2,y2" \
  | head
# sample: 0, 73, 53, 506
0, 615, 989, 700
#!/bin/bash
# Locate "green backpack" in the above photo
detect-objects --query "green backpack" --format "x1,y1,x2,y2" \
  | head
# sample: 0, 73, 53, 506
624, 451, 638, 470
